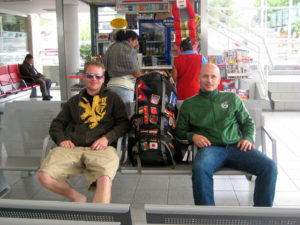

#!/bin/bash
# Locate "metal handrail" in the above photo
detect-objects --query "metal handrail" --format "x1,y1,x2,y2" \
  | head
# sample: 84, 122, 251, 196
207, 8, 275, 98
262, 126, 278, 164
208, 7, 274, 69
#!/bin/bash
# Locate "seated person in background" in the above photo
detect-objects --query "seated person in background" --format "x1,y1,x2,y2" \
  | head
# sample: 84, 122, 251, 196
38, 61, 130, 203
19, 54, 52, 100
175, 63, 277, 207
172, 37, 207, 100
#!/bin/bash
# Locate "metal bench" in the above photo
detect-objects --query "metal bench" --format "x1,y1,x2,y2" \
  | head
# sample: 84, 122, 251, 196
0, 218, 119, 225
0, 101, 61, 172
119, 100, 277, 176
0, 199, 131, 225
0, 65, 32, 104
145, 204, 300, 225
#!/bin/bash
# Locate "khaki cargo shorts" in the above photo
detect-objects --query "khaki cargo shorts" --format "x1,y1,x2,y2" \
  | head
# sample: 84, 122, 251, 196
39, 146, 119, 192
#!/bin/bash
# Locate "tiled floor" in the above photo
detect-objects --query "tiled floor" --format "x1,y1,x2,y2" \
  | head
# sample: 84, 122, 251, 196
1, 94, 300, 223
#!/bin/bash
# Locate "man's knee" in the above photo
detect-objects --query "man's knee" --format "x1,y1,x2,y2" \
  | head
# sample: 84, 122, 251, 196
38, 171, 55, 186
96, 175, 112, 187
193, 161, 212, 177
264, 159, 278, 176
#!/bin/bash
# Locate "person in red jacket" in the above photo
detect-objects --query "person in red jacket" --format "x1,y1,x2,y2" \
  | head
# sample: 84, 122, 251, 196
172, 38, 207, 100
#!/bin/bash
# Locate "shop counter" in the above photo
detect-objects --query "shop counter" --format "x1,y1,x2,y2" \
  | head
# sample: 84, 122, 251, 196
141, 65, 172, 71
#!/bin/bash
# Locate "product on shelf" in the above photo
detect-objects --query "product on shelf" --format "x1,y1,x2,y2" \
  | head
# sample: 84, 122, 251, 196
237, 89, 249, 100
224, 49, 250, 74
208, 55, 226, 78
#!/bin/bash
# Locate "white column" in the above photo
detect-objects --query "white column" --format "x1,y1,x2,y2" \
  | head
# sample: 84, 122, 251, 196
27, 14, 43, 72
63, 0, 80, 95
200, 0, 208, 58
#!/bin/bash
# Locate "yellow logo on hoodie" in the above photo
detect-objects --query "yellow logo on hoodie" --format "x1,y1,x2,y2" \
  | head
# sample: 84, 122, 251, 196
79, 96, 107, 129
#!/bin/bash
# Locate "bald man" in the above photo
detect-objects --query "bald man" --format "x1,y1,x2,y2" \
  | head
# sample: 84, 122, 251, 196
176, 64, 277, 207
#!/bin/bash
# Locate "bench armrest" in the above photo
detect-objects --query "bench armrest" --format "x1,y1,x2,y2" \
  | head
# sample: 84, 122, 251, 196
117, 133, 129, 165
262, 126, 277, 164
41, 135, 56, 164
10, 78, 28, 87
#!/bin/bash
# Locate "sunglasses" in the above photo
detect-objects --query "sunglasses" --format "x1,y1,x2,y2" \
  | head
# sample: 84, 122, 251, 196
85, 73, 104, 80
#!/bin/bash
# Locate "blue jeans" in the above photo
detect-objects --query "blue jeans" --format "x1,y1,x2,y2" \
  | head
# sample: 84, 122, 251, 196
192, 145, 277, 206
108, 86, 134, 116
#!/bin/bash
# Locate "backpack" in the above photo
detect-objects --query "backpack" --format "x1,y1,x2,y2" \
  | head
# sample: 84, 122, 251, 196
130, 71, 179, 171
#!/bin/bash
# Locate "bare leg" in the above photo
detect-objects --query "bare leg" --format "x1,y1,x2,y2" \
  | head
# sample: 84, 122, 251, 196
93, 176, 112, 203
38, 171, 86, 202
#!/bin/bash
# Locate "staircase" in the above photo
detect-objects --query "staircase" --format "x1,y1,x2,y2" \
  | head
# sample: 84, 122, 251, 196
268, 69, 300, 111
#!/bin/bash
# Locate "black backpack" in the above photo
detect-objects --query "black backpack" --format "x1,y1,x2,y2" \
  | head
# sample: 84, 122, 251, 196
130, 71, 179, 171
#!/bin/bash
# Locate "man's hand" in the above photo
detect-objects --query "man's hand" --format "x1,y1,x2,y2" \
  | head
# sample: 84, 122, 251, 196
39, 74, 46, 78
60, 140, 75, 149
192, 134, 211, 148
237, 139, 255, 152
91, 136, 109, 151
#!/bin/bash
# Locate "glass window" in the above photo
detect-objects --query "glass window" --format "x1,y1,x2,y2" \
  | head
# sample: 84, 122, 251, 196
0, 15, 28, 65
294, 0, 300, 6
97, 7, 125, 33
291, 9, 300, 37
267, 9, 289, 28
2, 15, 26, 32
267, 0, 289, 7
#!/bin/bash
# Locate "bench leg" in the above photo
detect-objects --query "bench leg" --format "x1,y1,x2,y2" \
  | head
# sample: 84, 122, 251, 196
30, 87, 39, 98
0, 170, 11, 198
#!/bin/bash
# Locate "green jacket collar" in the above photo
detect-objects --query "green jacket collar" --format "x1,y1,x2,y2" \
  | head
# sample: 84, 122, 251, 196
199, 88, 219, 99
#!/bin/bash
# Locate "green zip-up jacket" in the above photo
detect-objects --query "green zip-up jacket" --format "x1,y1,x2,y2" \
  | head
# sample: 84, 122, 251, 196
175, 89, 254, 145
49, 86, 130, 147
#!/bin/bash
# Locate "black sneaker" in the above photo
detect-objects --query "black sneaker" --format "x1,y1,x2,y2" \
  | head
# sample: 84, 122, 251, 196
43, 96, 51, 101
48, 95, 53, 99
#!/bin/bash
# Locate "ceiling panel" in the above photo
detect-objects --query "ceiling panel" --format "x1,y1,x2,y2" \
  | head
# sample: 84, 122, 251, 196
0, 0, 90, 16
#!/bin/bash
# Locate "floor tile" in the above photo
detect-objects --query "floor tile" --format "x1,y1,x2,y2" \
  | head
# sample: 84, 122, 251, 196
277, 167, 290, 180
293, 179, 300, 190
111, 187, 136, 204
214, 191, 239, 206
133, 187, 168, 204
169, 175, 192, 188
276, 179, 300, 192
167, 187, 194, 205
214, 178, 234, 191
235, 191, 253, 206
136, 175, 169, 190
3, 171, 22, 186
131, 203, 147, 224
275, 192, 300, 206
284, 168, 300, 180
32, 188, 65, 201
231, 179, 254, 191
3, 187, 36, 200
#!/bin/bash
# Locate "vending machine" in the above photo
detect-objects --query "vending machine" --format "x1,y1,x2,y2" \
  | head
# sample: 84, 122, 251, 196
139, 19, 175, 66
96, 33, 111, 56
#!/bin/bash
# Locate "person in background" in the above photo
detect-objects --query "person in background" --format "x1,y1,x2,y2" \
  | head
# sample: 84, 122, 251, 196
172, 37, 207, 100
19, 54, 52, 100
38, 61, 130, 203
176, 63, 277, 206
104, 29, 142, 108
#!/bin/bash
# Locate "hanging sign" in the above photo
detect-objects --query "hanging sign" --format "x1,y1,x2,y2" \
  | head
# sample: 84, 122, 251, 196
110, 18, 127, 29
176, 0, 187, 9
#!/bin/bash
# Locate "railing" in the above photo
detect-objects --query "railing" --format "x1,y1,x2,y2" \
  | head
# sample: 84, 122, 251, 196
207, 7, 275, 99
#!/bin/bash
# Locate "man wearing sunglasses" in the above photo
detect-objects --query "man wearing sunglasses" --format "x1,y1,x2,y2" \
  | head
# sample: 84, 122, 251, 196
38, 61, 130, 203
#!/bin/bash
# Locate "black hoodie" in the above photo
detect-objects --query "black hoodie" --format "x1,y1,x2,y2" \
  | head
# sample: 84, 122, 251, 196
49, 86, 130, 147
